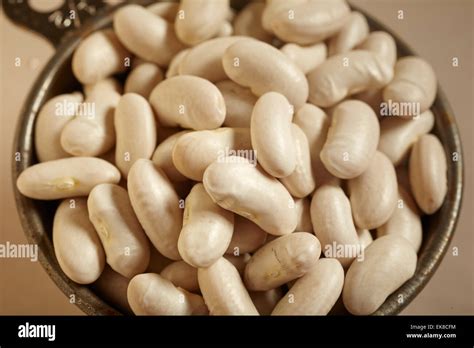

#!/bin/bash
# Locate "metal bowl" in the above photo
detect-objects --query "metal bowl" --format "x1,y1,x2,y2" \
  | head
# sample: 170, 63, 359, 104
8, 1, 463, 315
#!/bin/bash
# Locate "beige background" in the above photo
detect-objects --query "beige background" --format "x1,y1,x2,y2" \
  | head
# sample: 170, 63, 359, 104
0, 0, 473, 315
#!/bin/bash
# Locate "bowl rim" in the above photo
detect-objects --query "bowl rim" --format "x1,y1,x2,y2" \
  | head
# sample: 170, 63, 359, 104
11, 3, 464, 316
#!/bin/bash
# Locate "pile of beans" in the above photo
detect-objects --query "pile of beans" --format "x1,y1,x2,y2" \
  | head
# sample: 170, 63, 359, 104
16, 0, 448, 316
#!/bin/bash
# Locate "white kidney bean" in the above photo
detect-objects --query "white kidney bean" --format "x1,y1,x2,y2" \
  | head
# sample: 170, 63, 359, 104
244, 233, 321, 291
343, 235, 417, 315
114, 4, 185, 66
203, 156, 298, 236
357, 31, 397, 67
225, 7, 235, 21
160, 261, 199, 293
272, 258, 344, 315
383, 56, 437, 114
226, 215, 267, 255
357, 229, 373, 251
166, 48, 190, 78
233, 2, 273, 43
128, 273, 208, 315
377, 186, 422, 252
172, 127, 252, 181
61, 79, 121, 157
251, 92, 296, 178
378, 110, 434, 165
266, 0, 350, 45
115, 93, 157, 177
261, 0, 306, 33
35, 92, 82, 162
293, 103, 333, 187
146, 2, 179, 21
53, 198, 105, 284
280, 124, 316, 198
175, 0, 230, 45
72, 29, 130, 84
280, 42, 327, 74
88, 184, 150, 278
348, 151, 398, 229
151, 130, 190, 182
222, 39, 309, 109
310, 183, 360, 268
178, 36, 246, 83
217, 21, 233, 38
294, 198, 313, 233
16, 157, 120, 200
84, 77, 122, 96
216, 80, 257, 127
409, 134, 447, 214
329, 12, 369, 55
320, 100, 380, 179
125, 62, 164, 99
307, 50, 393, 107
178, 183, 234, 267
127, 159, 183, 260
198, 257, 258, 315
149, 75, 226, 130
